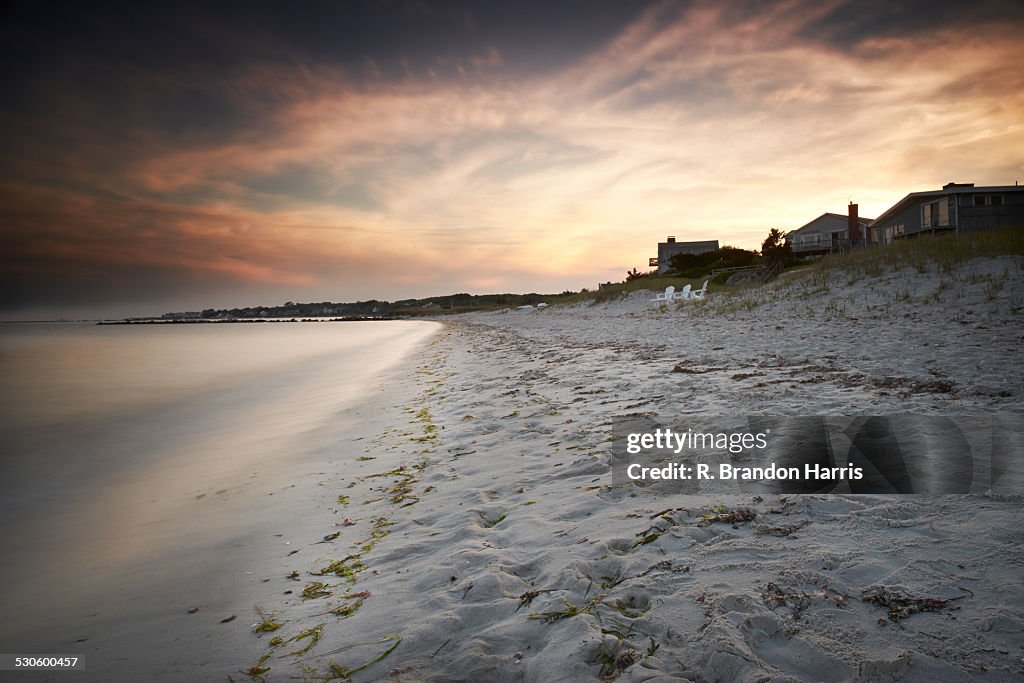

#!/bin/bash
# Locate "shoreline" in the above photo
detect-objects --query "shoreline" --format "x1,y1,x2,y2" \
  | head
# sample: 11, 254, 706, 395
0, 321, 441, 682
97, 317, 402, 325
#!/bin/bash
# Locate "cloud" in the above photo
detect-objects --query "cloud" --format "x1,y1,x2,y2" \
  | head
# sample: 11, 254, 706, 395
2, 0, 1023, 315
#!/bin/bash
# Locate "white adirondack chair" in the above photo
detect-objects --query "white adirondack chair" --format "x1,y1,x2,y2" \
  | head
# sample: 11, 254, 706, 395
651, 286, 675, 303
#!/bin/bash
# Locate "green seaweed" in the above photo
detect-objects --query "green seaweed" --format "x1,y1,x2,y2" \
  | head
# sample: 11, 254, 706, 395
302, 582, 333, 600
323, 662, 352, 681
366, 467, 409, 478
599, 570, 626, 589
356, 517, 395, 553
696, 507, 757, 527
314, 558, 365, 583
331, 598, 364, 619
284, 623, 325, 657
253, 608, 282, 633
239, 664, 270, 681
631, 530, 663, 548
241, 649, 275, 681
528, 597, 601, 624
322, 636, 402, 681
367, 467, 419, 504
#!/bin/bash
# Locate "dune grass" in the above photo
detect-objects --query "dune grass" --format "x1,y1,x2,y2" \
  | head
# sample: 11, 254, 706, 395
680, 227, 1024, 316
809, 227, 1024, 280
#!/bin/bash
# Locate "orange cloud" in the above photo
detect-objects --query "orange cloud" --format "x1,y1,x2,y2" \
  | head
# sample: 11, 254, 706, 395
4, 0, 1023, 315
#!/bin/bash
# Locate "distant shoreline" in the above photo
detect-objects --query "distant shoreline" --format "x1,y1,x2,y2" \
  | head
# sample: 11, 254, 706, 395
96, 316, 401, 325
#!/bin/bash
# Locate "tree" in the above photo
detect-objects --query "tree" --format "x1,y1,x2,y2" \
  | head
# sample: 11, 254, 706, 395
668, 245, 758, 276
761, 228, 792, 264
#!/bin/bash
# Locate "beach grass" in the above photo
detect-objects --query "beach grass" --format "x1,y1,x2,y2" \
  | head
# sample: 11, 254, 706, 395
810, 227, 1024, 280
684, 226, 1023, 316
590, 227, 1024, 309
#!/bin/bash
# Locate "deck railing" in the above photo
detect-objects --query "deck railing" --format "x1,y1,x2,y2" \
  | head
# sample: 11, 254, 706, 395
789, 238, 876, 254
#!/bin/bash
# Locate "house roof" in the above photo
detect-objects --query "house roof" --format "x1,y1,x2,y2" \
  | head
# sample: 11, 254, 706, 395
872, 183, 1024, 225
788, 212, 874, 236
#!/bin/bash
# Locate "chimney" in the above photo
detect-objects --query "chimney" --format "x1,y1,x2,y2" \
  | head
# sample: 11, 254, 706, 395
848, 203, 860, 245
667, 236, 676, 243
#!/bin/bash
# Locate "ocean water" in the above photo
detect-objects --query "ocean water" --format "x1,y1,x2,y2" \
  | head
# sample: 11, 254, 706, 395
0, 320, 437, 672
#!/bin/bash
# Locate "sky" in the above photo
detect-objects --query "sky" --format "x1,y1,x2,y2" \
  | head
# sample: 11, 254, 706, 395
2, 0, 1023, 319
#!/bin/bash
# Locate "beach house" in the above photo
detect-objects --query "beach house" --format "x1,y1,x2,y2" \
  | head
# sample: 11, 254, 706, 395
653, 237, 719, 274
787, 204, 874, 256
871, 182, 1024, 246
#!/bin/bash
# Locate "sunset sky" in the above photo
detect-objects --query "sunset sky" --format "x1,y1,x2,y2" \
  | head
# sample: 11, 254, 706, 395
2, 0, 1023, 319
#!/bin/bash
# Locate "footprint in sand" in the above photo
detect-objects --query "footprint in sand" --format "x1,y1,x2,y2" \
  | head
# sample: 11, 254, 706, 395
474, 508, 508, 528
741, 612, 851, 680
609, 590, 652, 618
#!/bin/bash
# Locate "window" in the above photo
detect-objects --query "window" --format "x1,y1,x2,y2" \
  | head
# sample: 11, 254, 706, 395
970, 194, 1004, 206
923, 200, 949, 227
884, 224, 909, 242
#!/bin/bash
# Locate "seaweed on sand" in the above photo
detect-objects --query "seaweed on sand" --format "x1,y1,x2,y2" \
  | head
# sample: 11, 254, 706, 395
312, 557, 365, 583
697, 507, 757, 527
862, 587, 964, 622
253, 608, 283, 633
302, 582, 333, 600
517, 588, 554, 610
528, 596, 603, 624
284, 623, 325, 656
319, 636, 403, 681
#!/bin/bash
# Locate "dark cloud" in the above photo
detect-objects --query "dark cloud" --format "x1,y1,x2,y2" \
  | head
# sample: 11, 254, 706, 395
1, 0, 1022, 317
1, 1, 656, 86
799, 0, 1024, 47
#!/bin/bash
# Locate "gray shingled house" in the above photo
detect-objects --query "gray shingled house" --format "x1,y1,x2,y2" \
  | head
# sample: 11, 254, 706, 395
654, 237, 719, 274
872, 182, 1024, 245
787, 208, 874, 256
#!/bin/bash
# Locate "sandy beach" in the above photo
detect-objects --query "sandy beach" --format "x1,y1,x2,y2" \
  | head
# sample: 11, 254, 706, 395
5, 3, 1024, 681
224, 253, 1023, 682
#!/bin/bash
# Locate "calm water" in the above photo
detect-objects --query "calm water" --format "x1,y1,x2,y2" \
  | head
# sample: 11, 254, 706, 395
0, 320, 437, 675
